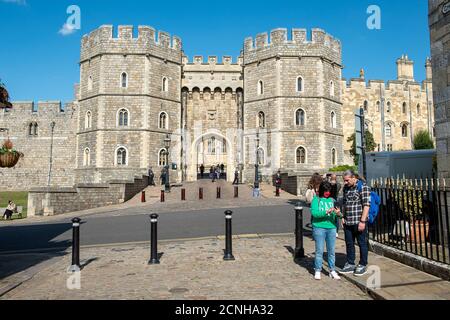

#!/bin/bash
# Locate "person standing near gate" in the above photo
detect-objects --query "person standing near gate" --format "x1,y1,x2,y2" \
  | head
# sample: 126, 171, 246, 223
233, 168, 239, 185
200, 164, 205, 179
340, 170, 371, 276
148, 167, 155, 186
275, 170, 282, 196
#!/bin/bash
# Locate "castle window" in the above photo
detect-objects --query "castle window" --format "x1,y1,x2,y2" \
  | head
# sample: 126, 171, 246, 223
296, 147, 306, 164
365, 121, 370, 132
88, 76, 93, 91
28, 122, 38, 136
297, 77, 304, 92
417, 104, 421, 115
117, 109, 129, 127
402, 102, 407, 114
331, 148, 337, 166
222, 138, 227, 154
258, 111, 266, 128
162, 77, 169, 92
85, 111, 92, 129
116, 147, 128, 166
330, 111, 337, 129
385, 123, 393, 137
257, 148, 265, 165
159, 149, 168, 167
295, 108, 306, 126
83, 148, 91, 166
387, 144, 393, 152
387, 102, 391, 113
363, 100, 368, 112
121, 72, 128, 88
330, 81, 335, 97
376, 101, 380, 112
401, 123, 409, 137
257, 80, 264, 95
208, 137, 216, 155
159, 112, 168, 129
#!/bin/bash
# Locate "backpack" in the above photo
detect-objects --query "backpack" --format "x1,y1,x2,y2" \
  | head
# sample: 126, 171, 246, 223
357, 181, 380, 225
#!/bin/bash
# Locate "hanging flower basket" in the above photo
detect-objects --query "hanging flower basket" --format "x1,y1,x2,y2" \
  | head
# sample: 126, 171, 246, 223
0, 81, 13, 109
0, 139, 24, 168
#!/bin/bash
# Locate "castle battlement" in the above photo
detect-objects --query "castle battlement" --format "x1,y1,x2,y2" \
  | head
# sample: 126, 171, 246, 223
343, 78, 432, 94
80, 25, 182, 62
5, 101, 74, 114
182, 55, 243, 66
244, 28, 341, 53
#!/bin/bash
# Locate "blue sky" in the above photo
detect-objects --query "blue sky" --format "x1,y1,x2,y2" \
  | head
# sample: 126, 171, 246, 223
0, 0, 430, 102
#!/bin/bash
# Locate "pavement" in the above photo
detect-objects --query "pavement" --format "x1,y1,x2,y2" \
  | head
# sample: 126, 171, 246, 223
1, 234, 450, 300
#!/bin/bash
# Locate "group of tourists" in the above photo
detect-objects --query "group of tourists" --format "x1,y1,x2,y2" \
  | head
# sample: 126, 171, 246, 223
305, 170, 371, 280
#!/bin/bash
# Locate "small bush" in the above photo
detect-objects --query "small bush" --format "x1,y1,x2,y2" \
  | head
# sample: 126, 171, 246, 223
329, 165, 357, 172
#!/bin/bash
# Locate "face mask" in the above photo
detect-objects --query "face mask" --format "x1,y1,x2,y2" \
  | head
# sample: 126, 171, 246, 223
323, 192, 331, 198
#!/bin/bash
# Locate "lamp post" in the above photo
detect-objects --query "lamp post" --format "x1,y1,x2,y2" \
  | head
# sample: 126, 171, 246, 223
254, 131, 260, 189
164, 133, 171, 193
47, 121, 56, 187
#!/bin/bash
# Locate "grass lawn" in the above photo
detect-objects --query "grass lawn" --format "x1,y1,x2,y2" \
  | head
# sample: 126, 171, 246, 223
0, 191, 28, 221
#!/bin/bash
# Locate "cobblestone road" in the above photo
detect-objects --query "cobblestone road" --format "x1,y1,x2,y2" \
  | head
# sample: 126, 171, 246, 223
2, 235, 370, 300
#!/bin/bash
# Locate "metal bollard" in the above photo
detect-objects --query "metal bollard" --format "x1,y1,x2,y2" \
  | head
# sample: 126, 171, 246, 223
141, 190, 146, 203
217, 187, 221, 199
160, 190, 165, 203
199, 188, 203, 200
294, 205, 305, 261
223, 210, 235, 261
234, 186, 239, 198
69, 217, 81, 272
181, 188, 186, 201
148, 213, 160, 265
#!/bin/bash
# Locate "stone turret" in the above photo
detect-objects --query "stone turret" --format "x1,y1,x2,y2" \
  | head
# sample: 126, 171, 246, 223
396, 54, 415, 81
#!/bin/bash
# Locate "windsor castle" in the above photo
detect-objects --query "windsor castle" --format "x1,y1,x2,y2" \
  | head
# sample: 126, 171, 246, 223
0, 25, 435, 191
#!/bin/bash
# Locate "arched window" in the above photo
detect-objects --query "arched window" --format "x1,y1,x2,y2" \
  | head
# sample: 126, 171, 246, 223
117, 109, 129, 127
88, 76, 93, 91
116, 147, 128, 166
417, 104, 421, 115
85, 111, 92, 129
28, 123, 33, 136
162, 77, 168, 92
83, 148, 91, 166
295, 109, 306, 126
330, 81, 335, 97
401, 123, 409, 137
385, 123, 393, 137
159, 112, 168, 129
28, 122, 38, 136
257, 80, 264, 95
364, 121, 370, 132
159, 149, 168, 167
222, 138, 227, 154
257, 148, 265, 165
363, 100, 369, 112
208, 137, 216, 154
258, 111, 266, 128
296, 147, 306, 164
387, 102, 391, 113
376, 101, 381, 112
34, 123, 38, 136
330, 111, 337, 129
331, 148, 337, 166
297, 77, 304, 92
121, 72, 128, 88
402, 102, 407, 114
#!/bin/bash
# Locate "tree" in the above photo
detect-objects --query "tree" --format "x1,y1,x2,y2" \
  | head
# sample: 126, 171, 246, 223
413, 130, 434, 150
347, 130, 376, 165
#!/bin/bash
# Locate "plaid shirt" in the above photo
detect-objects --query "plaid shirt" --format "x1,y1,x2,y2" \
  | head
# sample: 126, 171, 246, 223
343, 181, 371, 226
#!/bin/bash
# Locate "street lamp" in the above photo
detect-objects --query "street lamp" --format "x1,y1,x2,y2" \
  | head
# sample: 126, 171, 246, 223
164, 133, 171, 193
254, 131, 260, 189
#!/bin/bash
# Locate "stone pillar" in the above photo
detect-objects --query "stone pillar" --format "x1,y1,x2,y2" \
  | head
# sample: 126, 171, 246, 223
429, 0, 450, 246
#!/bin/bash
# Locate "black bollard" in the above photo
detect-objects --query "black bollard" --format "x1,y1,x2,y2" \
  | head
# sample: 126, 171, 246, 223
160, 190, 165, 203
148, 213, 160, 265
234, 186, 239, 198
223, 210, 235, 261
181, 188, 186, 201
294, 205, 305, 261
199, 188, 203, 200
69, 217, 81, 271
141, 190, 146, 203
217, 187, 221, 199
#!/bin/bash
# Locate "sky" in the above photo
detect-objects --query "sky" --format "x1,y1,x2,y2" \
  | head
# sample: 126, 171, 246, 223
0, 0, 431, 102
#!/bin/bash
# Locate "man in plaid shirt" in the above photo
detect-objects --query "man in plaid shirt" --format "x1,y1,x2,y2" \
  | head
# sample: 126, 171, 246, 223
340, 170, 371, 276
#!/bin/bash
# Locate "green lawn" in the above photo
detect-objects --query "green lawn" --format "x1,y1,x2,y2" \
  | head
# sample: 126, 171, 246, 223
0, 191, 28, 220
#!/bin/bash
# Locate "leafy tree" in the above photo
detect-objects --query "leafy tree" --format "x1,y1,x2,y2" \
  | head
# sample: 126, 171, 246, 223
347, 130, 376, 165
413, 130, 434, 150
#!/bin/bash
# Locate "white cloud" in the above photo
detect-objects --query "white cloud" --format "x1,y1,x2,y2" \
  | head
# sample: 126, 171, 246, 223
58, 23, 76, 36
2, 0, 27, 5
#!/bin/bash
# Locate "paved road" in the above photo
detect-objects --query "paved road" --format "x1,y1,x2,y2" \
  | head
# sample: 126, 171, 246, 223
0, 204, 311, 254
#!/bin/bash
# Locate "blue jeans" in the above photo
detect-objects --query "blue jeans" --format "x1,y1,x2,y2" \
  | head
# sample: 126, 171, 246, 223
344, 223, 369, 266
313, 227, 337, 272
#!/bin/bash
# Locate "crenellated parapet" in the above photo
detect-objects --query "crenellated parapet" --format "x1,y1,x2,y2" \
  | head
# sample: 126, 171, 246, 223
243, 28, 342, 65
343, 78, 432, 94
3, 101, 76, 115
80, 25, 183, 63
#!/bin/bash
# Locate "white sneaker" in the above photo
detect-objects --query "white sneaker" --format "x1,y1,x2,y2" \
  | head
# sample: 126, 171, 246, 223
329, 271, 341, 280
314, 271, 321, 280
336, 233, 339, 238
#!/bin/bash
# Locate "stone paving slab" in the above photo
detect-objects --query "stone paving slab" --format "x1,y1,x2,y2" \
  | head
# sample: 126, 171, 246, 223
1, 236, 370, 300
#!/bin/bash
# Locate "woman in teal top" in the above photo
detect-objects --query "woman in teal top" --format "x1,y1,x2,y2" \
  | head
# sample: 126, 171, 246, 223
310, 181, 343, 280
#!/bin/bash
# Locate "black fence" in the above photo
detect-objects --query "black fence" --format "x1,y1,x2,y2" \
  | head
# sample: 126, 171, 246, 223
369, 178, 450, 265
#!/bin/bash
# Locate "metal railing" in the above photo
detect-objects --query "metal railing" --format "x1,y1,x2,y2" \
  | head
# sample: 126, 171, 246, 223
369, 177, 450, 265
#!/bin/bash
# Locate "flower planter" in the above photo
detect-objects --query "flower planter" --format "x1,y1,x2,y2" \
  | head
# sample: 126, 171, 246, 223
0, 152, 21, 168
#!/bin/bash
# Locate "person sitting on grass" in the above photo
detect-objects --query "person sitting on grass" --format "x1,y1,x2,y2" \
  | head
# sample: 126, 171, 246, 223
310, 181, 343, 280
